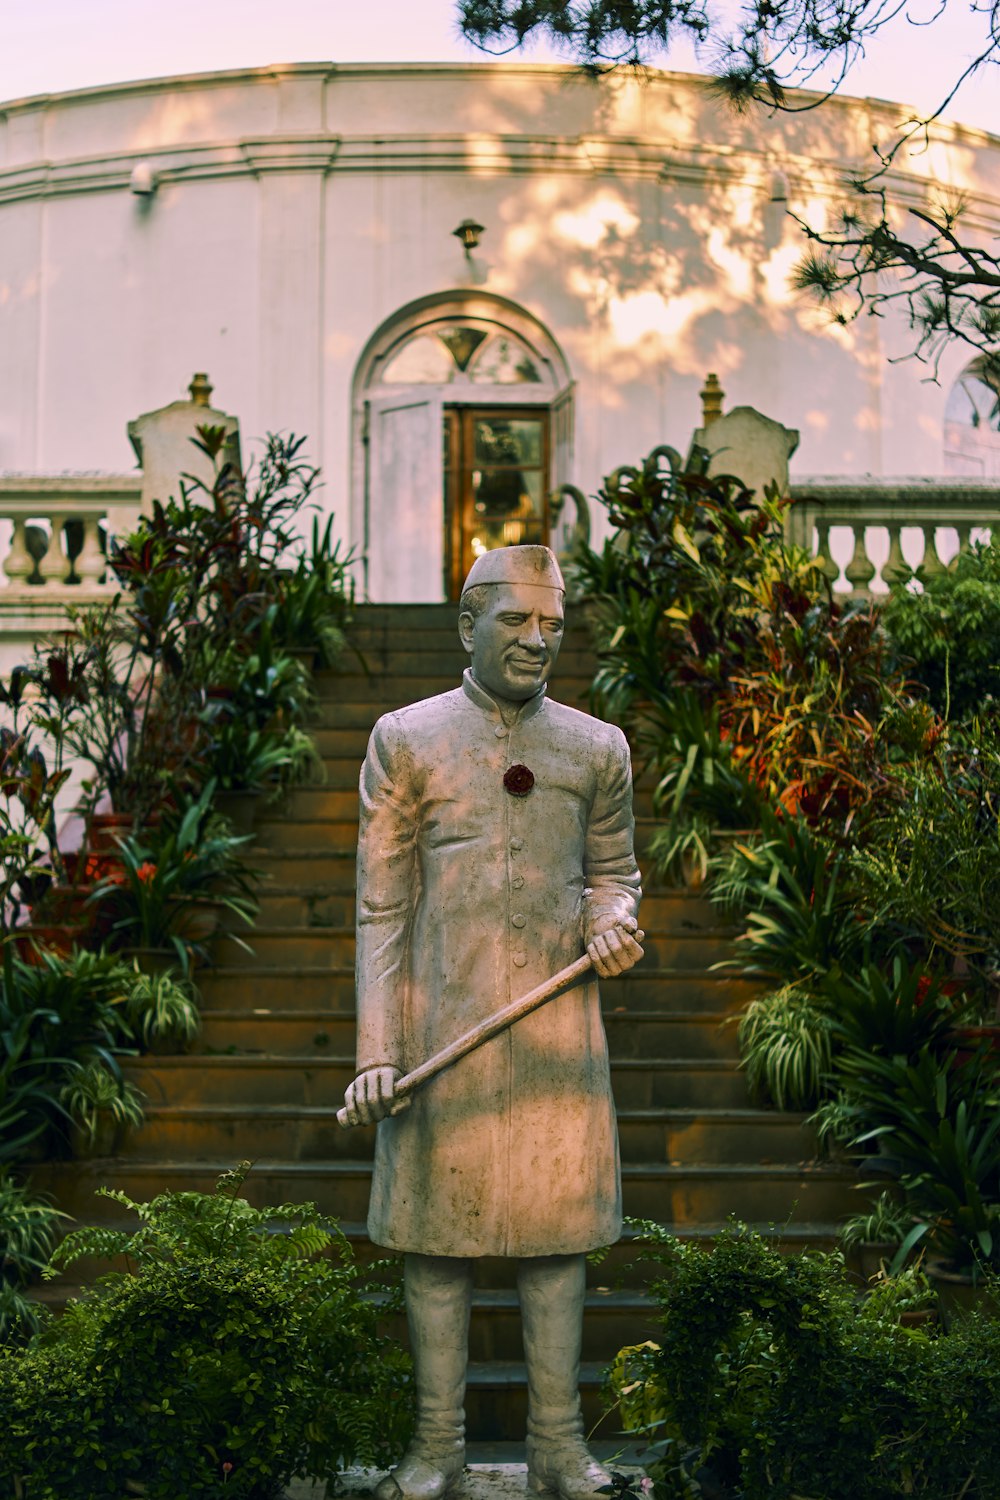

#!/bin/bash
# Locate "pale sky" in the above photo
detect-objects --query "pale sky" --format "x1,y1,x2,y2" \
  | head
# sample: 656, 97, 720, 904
0, 0, 996, 136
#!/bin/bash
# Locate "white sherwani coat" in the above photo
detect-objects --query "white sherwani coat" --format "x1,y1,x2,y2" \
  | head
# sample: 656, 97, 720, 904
355, 669, 641, 1258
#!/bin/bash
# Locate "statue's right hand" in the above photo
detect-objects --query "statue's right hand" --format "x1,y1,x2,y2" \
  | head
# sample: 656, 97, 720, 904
342, 1067, 411, 1127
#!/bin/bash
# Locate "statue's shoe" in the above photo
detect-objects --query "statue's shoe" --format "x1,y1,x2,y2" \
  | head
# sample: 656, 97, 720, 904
374, 1449, 466, 1500
526, 1439, 614, 1500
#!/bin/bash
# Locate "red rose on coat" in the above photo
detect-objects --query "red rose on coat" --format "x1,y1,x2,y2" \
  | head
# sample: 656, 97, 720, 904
503, 764, 535, 796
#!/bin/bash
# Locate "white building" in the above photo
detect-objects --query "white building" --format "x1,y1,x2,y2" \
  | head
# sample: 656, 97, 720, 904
1, 61, 999, 602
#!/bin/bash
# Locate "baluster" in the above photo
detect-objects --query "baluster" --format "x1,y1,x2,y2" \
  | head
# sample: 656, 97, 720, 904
952, 522, 972, 565
844, 525, 877, 599
882, 523, 909, 589
814, 521, 840, 588
74, 515, 107, 586
3, 518, 36, 587
37, 513, 70, 586
919, 526, 946, 580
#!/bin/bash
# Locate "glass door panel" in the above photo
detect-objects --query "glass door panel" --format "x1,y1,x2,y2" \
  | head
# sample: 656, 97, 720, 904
459, 410, 548, 594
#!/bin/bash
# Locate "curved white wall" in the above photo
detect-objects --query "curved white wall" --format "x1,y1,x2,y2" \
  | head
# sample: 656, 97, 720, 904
2, 61, 998, 562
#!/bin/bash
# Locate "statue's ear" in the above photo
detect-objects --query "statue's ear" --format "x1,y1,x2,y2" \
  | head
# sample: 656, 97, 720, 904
458, 612, 476, 656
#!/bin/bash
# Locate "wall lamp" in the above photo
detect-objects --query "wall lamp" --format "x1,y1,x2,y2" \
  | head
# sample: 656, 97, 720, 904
130, 161, 159, 197
453, 219, 485, 252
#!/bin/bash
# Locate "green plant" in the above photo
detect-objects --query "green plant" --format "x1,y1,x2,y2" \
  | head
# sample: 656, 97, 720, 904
121, 967, 201, 1051
646, 690, 763, 883
0, 1163, 413, 1498
735, 982, 835, 1110
839, 1188, 914, 1254
88, 782, 258, 968
0, 1173, 65, 1347
0, 946, 135, 1163
823, 958, 964, 1057
58, 1060, 144, 1151
266, 513, 355, 668
823, 1042, 1000, 1275
604, 1220, 1000, 1500
708, 810, 852, 983
844, 729, 1000, 981
883, 540, 1000, 719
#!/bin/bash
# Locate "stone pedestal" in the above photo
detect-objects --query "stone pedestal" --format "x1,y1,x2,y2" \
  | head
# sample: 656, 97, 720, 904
691, 405, 800, 500
127, 372, 241, 514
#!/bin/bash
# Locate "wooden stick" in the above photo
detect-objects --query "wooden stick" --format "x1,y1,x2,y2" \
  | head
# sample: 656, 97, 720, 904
336, 944, 638, 1129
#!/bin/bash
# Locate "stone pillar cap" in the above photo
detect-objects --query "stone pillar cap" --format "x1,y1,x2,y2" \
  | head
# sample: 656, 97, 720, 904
462, 545, 565, 594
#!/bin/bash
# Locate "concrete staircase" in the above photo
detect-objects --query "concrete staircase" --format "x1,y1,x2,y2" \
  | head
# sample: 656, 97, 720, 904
31, 603, 859, 1441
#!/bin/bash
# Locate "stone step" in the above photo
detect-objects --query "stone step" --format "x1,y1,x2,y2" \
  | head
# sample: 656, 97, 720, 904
466, 1362, 609, 1441
30, 1157, 863, 1229
195, 965, 762, 1014
183, 1009, 738, 1060
210, 926, 738, 972
114, 1103, 813, 1166
131, 1050, 750, 1108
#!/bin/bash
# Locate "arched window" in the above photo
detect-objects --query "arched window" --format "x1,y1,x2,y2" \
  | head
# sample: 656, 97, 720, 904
353, 293, 573, 603
944, 360, 1000, 477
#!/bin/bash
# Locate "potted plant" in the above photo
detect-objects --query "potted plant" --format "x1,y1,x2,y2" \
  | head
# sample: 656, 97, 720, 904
266, 513, 355, 669
0, 1171, 67, 1345
736, 981, 836, 1111
838, 1189, 915, 1284
87, 782, 259, 972
122, 967, 201, 1054
0, 945, 135, 1165
58, 1060, 144, 1158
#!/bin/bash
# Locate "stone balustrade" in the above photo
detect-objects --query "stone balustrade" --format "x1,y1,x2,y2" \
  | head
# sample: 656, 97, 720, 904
788, 478, 1000, 595
0, 475, 142, 626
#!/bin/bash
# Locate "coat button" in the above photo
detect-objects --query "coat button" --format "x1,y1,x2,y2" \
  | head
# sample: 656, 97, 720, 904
494, 724, 508, 738
512, 875, 524, 889
510, 838, 523, 851
513, 952, 527, 967
512, 913, 526, 928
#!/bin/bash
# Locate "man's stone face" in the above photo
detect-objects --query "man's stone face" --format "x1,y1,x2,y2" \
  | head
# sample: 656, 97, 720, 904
460, 582, 565, 702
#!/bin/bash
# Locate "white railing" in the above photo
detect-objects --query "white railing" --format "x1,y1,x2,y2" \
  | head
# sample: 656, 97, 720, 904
787, 478, 1000, 595
0, 475, 142, 618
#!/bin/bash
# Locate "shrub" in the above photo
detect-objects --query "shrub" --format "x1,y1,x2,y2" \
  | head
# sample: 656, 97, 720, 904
882, 539, 1000, 719
0, 1164, 413, 1499
605, 1221, 1000, 1500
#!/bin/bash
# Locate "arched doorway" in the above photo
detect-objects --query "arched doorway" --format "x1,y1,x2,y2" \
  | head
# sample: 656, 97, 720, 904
943, 359, 1000, 477
352, 292, 574, 601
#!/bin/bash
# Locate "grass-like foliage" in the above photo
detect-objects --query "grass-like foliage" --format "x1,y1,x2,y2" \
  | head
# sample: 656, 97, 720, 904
606, 1221, 1000, 1500
0, 1162, 413, 1499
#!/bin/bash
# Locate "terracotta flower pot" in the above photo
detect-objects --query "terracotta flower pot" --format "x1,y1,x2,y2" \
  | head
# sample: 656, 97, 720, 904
120, 946, 178, 978
927, 1258, 1000, 1327
12, 924, 83, 963
213, 788, 261, 834
168, 898, 224, 943
88, 812, 136, 854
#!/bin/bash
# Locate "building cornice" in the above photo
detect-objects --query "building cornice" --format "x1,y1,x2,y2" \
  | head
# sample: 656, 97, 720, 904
2, 130, 997, 223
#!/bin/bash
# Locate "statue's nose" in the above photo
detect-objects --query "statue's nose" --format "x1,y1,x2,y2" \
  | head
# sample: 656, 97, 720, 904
518, 621, 545, 650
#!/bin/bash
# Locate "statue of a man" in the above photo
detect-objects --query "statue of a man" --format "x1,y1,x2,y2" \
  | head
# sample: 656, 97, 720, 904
343, 545, 644, 1500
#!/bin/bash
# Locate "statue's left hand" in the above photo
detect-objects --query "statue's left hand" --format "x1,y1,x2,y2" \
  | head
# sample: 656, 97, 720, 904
587, 917, 645, 978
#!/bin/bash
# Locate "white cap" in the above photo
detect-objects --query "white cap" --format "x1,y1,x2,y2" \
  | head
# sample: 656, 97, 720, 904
461, 545, 565, 594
